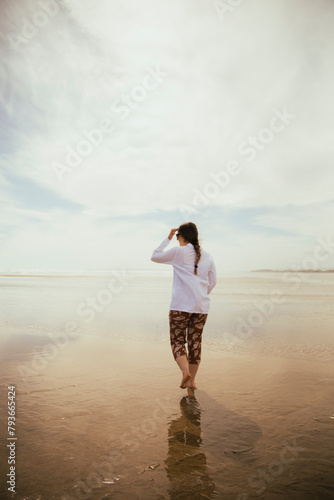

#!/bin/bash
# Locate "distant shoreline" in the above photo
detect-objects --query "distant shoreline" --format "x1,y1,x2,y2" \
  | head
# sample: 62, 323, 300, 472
252, 269, 334, 273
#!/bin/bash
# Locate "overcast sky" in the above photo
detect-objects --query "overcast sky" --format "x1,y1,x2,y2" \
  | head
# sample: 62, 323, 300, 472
1, 0, 334, 273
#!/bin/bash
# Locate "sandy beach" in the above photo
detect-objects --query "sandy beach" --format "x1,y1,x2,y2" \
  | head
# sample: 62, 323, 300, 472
1, 273, 334, 499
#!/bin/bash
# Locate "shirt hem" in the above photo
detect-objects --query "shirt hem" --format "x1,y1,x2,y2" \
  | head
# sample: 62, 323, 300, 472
169, 308, 210, 314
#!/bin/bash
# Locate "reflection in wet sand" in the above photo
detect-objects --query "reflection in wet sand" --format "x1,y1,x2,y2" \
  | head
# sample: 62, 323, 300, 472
165, 389, 265, 499
165, 393, 216, 499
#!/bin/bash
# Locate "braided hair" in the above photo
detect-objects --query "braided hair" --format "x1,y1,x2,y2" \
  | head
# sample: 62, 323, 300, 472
177, 222, 201, 275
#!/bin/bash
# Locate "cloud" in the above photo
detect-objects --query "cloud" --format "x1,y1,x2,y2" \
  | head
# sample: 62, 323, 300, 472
1, 0, 334, 271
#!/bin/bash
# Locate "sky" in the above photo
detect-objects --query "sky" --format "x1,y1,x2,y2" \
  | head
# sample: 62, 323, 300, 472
0, 0, 334, 273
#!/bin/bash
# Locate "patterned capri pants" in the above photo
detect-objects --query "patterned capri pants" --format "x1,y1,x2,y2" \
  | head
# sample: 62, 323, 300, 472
168, 310, 208, 365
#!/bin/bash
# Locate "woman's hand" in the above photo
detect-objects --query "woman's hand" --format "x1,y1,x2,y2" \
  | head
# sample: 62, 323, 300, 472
168, 228, 178, 240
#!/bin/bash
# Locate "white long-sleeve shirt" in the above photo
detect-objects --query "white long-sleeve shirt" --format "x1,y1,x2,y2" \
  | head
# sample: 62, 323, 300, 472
151, 237, 217, 313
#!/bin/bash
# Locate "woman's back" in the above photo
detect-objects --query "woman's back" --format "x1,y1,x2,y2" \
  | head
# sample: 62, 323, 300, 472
151, 238, 216, 314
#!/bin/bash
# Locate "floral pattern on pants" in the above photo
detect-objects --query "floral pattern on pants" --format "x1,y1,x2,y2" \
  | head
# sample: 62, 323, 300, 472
168, 310, 208, 365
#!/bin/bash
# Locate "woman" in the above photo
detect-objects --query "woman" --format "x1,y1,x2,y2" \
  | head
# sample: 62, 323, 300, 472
151, 222, 217, 389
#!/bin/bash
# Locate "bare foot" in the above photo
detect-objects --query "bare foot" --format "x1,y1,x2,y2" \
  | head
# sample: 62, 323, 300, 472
180, 373, 191, 389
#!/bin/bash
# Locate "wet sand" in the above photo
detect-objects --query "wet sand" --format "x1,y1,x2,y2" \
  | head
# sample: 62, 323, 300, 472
0, 274, 334, 499
1, 334, 334, 499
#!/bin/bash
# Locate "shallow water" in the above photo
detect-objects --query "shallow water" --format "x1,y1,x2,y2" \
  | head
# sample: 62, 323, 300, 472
1, 272, 334, 358
0, 273, 334, 499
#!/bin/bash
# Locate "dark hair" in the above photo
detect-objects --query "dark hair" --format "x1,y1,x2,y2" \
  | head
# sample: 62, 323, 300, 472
177, 222, 201, 275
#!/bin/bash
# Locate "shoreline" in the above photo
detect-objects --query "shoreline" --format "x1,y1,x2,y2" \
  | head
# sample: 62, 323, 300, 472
1, 270, 334, 278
